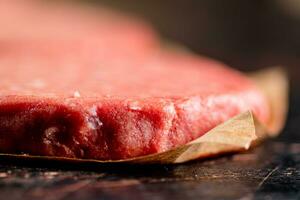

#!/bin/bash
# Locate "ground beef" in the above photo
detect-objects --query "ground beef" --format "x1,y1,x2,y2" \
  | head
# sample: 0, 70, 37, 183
0, 0, 270, 160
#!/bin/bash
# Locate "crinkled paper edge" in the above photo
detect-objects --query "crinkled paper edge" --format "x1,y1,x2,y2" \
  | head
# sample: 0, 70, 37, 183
0, 67, 289, 164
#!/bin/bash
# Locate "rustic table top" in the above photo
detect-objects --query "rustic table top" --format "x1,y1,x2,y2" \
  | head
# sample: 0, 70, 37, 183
0, 141, 299, 200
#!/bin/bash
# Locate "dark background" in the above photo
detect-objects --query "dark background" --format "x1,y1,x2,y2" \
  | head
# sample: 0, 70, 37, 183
90, 0, 300, 86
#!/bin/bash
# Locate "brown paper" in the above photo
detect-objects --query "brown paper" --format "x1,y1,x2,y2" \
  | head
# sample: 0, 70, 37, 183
0, 67, 288, 164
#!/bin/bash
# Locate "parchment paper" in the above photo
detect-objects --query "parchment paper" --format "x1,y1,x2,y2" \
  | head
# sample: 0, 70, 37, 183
0, 67, 288, 164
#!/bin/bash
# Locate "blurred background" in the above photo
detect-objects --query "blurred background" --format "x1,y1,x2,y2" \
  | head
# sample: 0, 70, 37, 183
84, 0, 300, 86
83, 0, 300, 141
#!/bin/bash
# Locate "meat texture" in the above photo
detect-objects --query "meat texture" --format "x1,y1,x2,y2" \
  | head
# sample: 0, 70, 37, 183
0, 1, 270, 160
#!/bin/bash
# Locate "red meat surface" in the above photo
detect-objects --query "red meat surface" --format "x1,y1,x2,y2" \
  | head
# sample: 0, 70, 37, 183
0, 48, 270, 160
0, 0, 158, 59
0, 1, 270, 160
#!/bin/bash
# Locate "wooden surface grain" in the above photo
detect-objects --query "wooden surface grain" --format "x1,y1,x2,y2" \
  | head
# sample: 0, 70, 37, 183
0, 140, 299, 200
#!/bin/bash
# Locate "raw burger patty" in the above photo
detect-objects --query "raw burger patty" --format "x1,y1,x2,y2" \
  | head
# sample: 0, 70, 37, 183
0, 48, 270, 160
0, 1, 270, 160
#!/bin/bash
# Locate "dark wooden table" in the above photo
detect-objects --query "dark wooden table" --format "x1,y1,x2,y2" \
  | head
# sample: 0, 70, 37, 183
0, 141, 299, 200
0, 96, 299, 200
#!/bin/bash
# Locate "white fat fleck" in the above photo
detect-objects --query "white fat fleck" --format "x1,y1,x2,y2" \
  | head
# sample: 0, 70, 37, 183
89, 105, 98, 116
44, 127, 59, 139
163, 102, 176, 116
87, 120, 102, 130
178, 97, 202, 122
30, 79, 46, 89
159, 103, 177, 152
96, 119, 103, 127
129, 101, 142, 111
206, 96, 214, 108
179, 97, 201, 112
87, 105, 103, 130
73, 91, 81, 98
